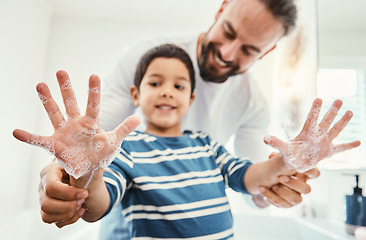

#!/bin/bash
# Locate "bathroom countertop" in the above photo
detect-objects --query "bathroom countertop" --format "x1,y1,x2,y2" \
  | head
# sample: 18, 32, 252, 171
1, 209, 358, 240
233, 214, 356, 240
301, 218, 355, 240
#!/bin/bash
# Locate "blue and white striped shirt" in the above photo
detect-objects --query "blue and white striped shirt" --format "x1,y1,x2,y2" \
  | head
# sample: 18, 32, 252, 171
103, 130, 252, 239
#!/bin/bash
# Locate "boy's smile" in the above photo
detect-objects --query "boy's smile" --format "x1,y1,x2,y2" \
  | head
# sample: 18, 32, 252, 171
156, 103, 177, 112
131, 57, 195, 137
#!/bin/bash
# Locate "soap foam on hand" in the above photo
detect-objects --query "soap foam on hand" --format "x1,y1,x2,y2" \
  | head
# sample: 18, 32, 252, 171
264, 98, 361, 173
13, 70, 140, 186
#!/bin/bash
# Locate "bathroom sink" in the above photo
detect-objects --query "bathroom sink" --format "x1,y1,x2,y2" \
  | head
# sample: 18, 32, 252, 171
0, 209, 100, 240
233, 214, 355, 240
1, 210, 355, 240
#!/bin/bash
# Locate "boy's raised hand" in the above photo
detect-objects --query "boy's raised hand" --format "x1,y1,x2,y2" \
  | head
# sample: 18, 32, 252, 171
264, 98, 361, 172
13, 70, 140, 179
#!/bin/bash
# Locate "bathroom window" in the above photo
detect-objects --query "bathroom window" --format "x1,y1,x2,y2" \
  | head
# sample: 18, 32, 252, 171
316, 68, 366, 168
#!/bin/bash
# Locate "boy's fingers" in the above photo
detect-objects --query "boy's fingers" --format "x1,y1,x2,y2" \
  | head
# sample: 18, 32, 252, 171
298, 98, 322, 137
13, 129, 52, 152
332, 141, 361, 155
114, 115, 141, 140
56, 70, 80, 119
263, 135, 287, 154
13, 129, 32, 143
102, 115, 140, 150
36, 82, 66, 129
328, 111, 353, 141
317, 99, 342, 132
85, 74, 101, 119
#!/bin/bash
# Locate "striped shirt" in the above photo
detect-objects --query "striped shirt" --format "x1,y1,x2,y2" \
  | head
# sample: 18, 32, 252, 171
103, 130, 252, 239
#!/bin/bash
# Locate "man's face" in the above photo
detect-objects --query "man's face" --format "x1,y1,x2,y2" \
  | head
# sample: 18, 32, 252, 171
199, 0, 285, 83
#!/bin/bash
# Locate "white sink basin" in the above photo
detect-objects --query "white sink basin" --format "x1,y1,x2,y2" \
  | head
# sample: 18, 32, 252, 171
233, 214, 355, 240
1, 210, 356, 240
0, 210, 100, 240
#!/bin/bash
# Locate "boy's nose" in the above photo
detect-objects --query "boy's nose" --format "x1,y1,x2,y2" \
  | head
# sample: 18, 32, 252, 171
160, 88, 173, 98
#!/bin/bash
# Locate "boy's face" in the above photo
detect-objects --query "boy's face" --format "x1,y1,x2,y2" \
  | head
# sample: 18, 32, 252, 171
130, 57, 195, 136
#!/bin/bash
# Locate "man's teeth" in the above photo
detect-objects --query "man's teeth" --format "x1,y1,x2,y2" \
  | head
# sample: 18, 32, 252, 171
214, 54, 227, 67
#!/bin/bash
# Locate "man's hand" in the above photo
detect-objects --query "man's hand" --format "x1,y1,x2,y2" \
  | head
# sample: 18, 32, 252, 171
39, 161, 88, 228
256, 168, 320, 208
252, 151, 320, 208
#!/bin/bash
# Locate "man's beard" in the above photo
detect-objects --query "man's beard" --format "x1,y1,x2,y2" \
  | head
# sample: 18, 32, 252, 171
198, 42, 240, 83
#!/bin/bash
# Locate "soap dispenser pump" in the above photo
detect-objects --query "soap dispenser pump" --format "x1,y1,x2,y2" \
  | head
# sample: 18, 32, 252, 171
346, 174, 366, 235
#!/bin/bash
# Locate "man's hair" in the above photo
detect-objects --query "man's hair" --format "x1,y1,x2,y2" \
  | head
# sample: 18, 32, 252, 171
257, 0, 297, 36
134, 44, 196, 95
227, 0, 297, 36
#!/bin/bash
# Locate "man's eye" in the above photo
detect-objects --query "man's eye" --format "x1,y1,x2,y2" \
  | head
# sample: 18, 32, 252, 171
224, 31, 235, 40
241, 47, 253, 56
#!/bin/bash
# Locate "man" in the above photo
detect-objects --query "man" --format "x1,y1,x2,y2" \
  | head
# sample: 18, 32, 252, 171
38, 0, 320, 237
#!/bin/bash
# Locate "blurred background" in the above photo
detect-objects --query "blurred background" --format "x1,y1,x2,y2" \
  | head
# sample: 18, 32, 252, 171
1, 0, 366, 239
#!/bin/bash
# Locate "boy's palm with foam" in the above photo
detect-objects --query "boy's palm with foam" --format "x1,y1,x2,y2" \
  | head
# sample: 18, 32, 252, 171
13, 70, 140, 178
265, 98, 361, 172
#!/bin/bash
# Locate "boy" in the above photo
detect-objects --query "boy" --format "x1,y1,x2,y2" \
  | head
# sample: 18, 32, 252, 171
13, 44, 360, 239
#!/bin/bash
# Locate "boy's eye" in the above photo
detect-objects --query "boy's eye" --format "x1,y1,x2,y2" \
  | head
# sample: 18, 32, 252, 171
175, 84, 184, 90
149, 82, 160, 87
